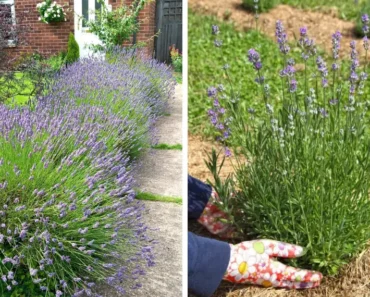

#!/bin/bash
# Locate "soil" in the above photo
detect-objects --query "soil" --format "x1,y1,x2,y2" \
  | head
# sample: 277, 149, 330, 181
188, 134, 237, 183
189, 1, 367, 59
188, 134, 370, 297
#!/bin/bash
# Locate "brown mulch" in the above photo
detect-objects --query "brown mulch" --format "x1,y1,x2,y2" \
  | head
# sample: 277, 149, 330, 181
188, 133, 236, 183
189, 1, 367, 59
188, 134, 370, 297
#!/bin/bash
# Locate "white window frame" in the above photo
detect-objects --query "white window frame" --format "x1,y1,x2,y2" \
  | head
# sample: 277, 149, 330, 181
0, 0, 16, 47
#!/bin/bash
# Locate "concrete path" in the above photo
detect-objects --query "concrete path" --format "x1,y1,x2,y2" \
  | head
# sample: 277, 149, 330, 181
155, 84, 183, 145
127, 201, 182, 297
96, 201, 182, 297
131, 83, 183, 296
84, 85, 183, 297
135, 84, 183, 198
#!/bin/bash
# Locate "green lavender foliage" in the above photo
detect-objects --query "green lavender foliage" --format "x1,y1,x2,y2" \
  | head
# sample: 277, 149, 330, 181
206, 21, 370, 275
65, 33, 80, 65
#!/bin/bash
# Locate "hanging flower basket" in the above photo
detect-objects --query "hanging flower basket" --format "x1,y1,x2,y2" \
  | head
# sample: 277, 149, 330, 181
36, 0, 66, 24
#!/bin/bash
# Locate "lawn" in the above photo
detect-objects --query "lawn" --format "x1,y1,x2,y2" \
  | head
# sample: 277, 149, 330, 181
0, 72, 34, 105
189, 10, 370, 137
188, 11, 316, 136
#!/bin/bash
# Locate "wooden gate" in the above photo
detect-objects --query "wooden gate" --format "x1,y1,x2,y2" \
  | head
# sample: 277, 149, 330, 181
155, 0, 182, 63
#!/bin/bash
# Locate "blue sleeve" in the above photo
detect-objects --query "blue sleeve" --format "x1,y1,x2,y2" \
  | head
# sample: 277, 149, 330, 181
188, 232, 230, 297
188, 175, 212, 219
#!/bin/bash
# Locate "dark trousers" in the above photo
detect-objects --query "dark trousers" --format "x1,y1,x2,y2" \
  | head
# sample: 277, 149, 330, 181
188, 175, 230, 297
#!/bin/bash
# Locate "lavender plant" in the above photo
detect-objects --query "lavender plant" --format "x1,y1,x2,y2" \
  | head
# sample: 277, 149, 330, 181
41, 49, 175, 159
206, 20, 370, 275
0, 103, 153, 296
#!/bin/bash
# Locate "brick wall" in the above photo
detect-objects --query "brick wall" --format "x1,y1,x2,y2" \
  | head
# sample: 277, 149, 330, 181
113, 0, 156, 56
10, 0, 156, 58
13, 0, 74, 56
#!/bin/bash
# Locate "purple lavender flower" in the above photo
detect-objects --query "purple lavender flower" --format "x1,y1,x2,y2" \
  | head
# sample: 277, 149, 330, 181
316, 56, 329, 88
332, 31, 342, 64
207, 86, 218, 98
225, 147, 232, 157
212, 25, 220, 35
248, 49, 262, 71
275, 20, 290, 55
289, 79, 298, 93
300, 27, 307, 37
349, 41, 359, 95
364, 36, 369, 51
362, 14, 369, 35
298, 27, 316, 60
319, 108, 329, 118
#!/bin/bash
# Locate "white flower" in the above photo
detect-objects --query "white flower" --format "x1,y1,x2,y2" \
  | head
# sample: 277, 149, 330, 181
270, 260, 285, 274
228, 251, 258, 281
38, 17, 41, 20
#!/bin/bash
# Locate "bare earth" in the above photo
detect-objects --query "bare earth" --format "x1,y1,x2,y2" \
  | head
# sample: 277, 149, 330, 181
188, 134, 236, 183
189, 1, 367, 59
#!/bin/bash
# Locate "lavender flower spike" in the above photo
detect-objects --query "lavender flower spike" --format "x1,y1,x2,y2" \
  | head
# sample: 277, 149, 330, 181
362, 14, 370, 35
248, 49, 262, 70
275, 20, 290, 55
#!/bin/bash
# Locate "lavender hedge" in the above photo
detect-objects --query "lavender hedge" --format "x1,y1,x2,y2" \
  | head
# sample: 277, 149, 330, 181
0, 50, 175, 296
41, 50, 175, 160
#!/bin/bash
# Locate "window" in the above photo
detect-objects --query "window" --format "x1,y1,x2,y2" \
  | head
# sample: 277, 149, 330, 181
0, 0, 16, 46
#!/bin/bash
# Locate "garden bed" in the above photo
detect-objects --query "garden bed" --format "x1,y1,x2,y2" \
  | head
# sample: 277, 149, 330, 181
189, 0, 366, 59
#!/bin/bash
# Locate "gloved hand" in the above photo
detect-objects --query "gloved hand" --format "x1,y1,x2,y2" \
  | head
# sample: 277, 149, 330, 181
197, 188, 236, 238
223, 240, 323, 289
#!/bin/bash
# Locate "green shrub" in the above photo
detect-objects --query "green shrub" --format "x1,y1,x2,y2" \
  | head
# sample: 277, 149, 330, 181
88, 0, 149, 51
65, 33, 79, 65
45, 52, 66, 71
169, 45, 182, 72
205, 21, 370, 276
0, 103, 150, 296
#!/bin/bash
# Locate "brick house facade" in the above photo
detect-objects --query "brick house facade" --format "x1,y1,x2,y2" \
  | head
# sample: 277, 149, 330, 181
4, 0, 156, 58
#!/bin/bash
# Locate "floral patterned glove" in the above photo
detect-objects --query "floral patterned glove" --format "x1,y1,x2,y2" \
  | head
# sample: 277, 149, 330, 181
197, 188, 236, 238
223, 240, 322, 289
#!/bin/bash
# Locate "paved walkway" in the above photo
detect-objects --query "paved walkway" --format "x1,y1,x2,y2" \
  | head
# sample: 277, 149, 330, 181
81, 84, 183, 297
131, 83, 183, 296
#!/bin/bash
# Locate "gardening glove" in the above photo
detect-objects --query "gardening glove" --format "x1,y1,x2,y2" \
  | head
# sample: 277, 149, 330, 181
223, 240, 323, 289
197, 188, 236, 238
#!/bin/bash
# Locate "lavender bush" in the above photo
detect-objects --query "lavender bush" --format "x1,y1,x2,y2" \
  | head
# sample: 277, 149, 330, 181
41, 49, 175, 159
206, 20, 370, 275
0, 103, 154, 296
0, 47, 174, 295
